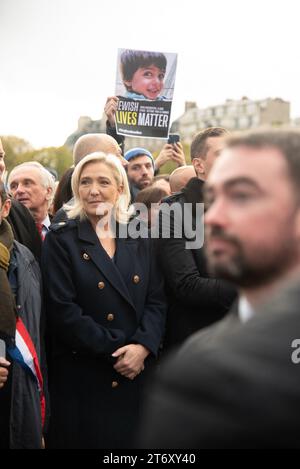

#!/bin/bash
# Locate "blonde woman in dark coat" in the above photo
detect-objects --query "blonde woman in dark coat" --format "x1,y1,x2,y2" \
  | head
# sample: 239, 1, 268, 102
42, 152, 166, 449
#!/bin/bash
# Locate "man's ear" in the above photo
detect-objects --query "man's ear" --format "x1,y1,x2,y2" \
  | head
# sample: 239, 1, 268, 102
192, 158, 205, 178
45, 186, 53, 200
1, 198, 11, 218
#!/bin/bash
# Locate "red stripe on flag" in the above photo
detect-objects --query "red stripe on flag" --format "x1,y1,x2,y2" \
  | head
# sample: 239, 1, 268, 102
16, 317, 45, 428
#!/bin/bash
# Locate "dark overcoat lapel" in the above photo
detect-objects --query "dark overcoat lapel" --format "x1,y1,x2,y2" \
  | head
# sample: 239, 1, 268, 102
77, 218, 137, 312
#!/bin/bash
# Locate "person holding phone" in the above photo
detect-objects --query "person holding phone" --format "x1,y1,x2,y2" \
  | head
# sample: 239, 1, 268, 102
154, 134, 186, 171
168, 134, 180, 144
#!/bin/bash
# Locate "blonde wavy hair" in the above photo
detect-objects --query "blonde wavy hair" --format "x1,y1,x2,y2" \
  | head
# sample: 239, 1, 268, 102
65, 152, 132, 223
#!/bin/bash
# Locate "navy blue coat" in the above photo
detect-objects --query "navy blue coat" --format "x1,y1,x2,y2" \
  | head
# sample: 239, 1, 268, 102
42, 218, 166, 448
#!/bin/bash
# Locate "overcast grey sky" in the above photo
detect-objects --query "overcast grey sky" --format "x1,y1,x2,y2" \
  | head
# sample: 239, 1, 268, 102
0, 0, 299, 148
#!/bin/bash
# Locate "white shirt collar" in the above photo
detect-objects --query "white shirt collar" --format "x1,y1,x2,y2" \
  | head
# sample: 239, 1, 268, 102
42, 215, 51, 230
238, 296, 256, 323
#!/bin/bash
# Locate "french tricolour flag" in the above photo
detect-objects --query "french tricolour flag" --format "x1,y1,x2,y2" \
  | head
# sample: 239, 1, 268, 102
8, 317, 45, 427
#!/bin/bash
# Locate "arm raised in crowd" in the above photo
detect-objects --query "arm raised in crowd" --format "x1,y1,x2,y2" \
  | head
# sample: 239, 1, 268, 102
104, 96, 125, 154
154, 143, 186, 172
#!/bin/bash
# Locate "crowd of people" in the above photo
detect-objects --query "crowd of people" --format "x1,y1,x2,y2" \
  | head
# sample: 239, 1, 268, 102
1, 96, 300, 449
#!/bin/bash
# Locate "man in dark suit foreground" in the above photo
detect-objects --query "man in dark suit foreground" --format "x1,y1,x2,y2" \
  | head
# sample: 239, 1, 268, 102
141, 130, 300, 449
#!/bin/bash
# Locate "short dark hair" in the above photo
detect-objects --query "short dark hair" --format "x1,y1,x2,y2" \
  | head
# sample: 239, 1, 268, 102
153, 174, 170, 183
0, 181, 8, 205
135, 186, 168, 209
225, 129, 300, 195
52, 167, 74, 214
190, 127, 229, 160
120, 50, 167, 89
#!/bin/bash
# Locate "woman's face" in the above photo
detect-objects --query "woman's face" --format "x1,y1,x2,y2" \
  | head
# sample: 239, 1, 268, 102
78, 162, 122, 222
125, 65, 165, 100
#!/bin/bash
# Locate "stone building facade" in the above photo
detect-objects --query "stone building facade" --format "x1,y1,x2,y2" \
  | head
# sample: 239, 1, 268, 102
65, 97, 290, 151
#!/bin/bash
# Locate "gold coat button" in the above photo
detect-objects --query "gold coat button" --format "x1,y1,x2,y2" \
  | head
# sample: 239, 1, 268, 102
82, 253, 90, 260
133, 275, 140, 284
112, 381, 119, 388
107, 313, 114, 321
98, 281, 105, 290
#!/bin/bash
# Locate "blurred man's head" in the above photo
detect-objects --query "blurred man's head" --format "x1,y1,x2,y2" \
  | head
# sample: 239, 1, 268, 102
0, 181, 11, 225
169, 165, 196, 193
124, 148, 155, 190
73, 134, 125, 166
191, 127, 229, 180
152, 175, 171, 196
8, 162, 55, 222
204, 130, 300, 291
0, 139, 6, 181
135, 185, 169, 228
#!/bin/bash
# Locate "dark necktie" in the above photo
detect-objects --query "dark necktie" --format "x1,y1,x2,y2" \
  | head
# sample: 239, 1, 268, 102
36, 222, 45, 241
